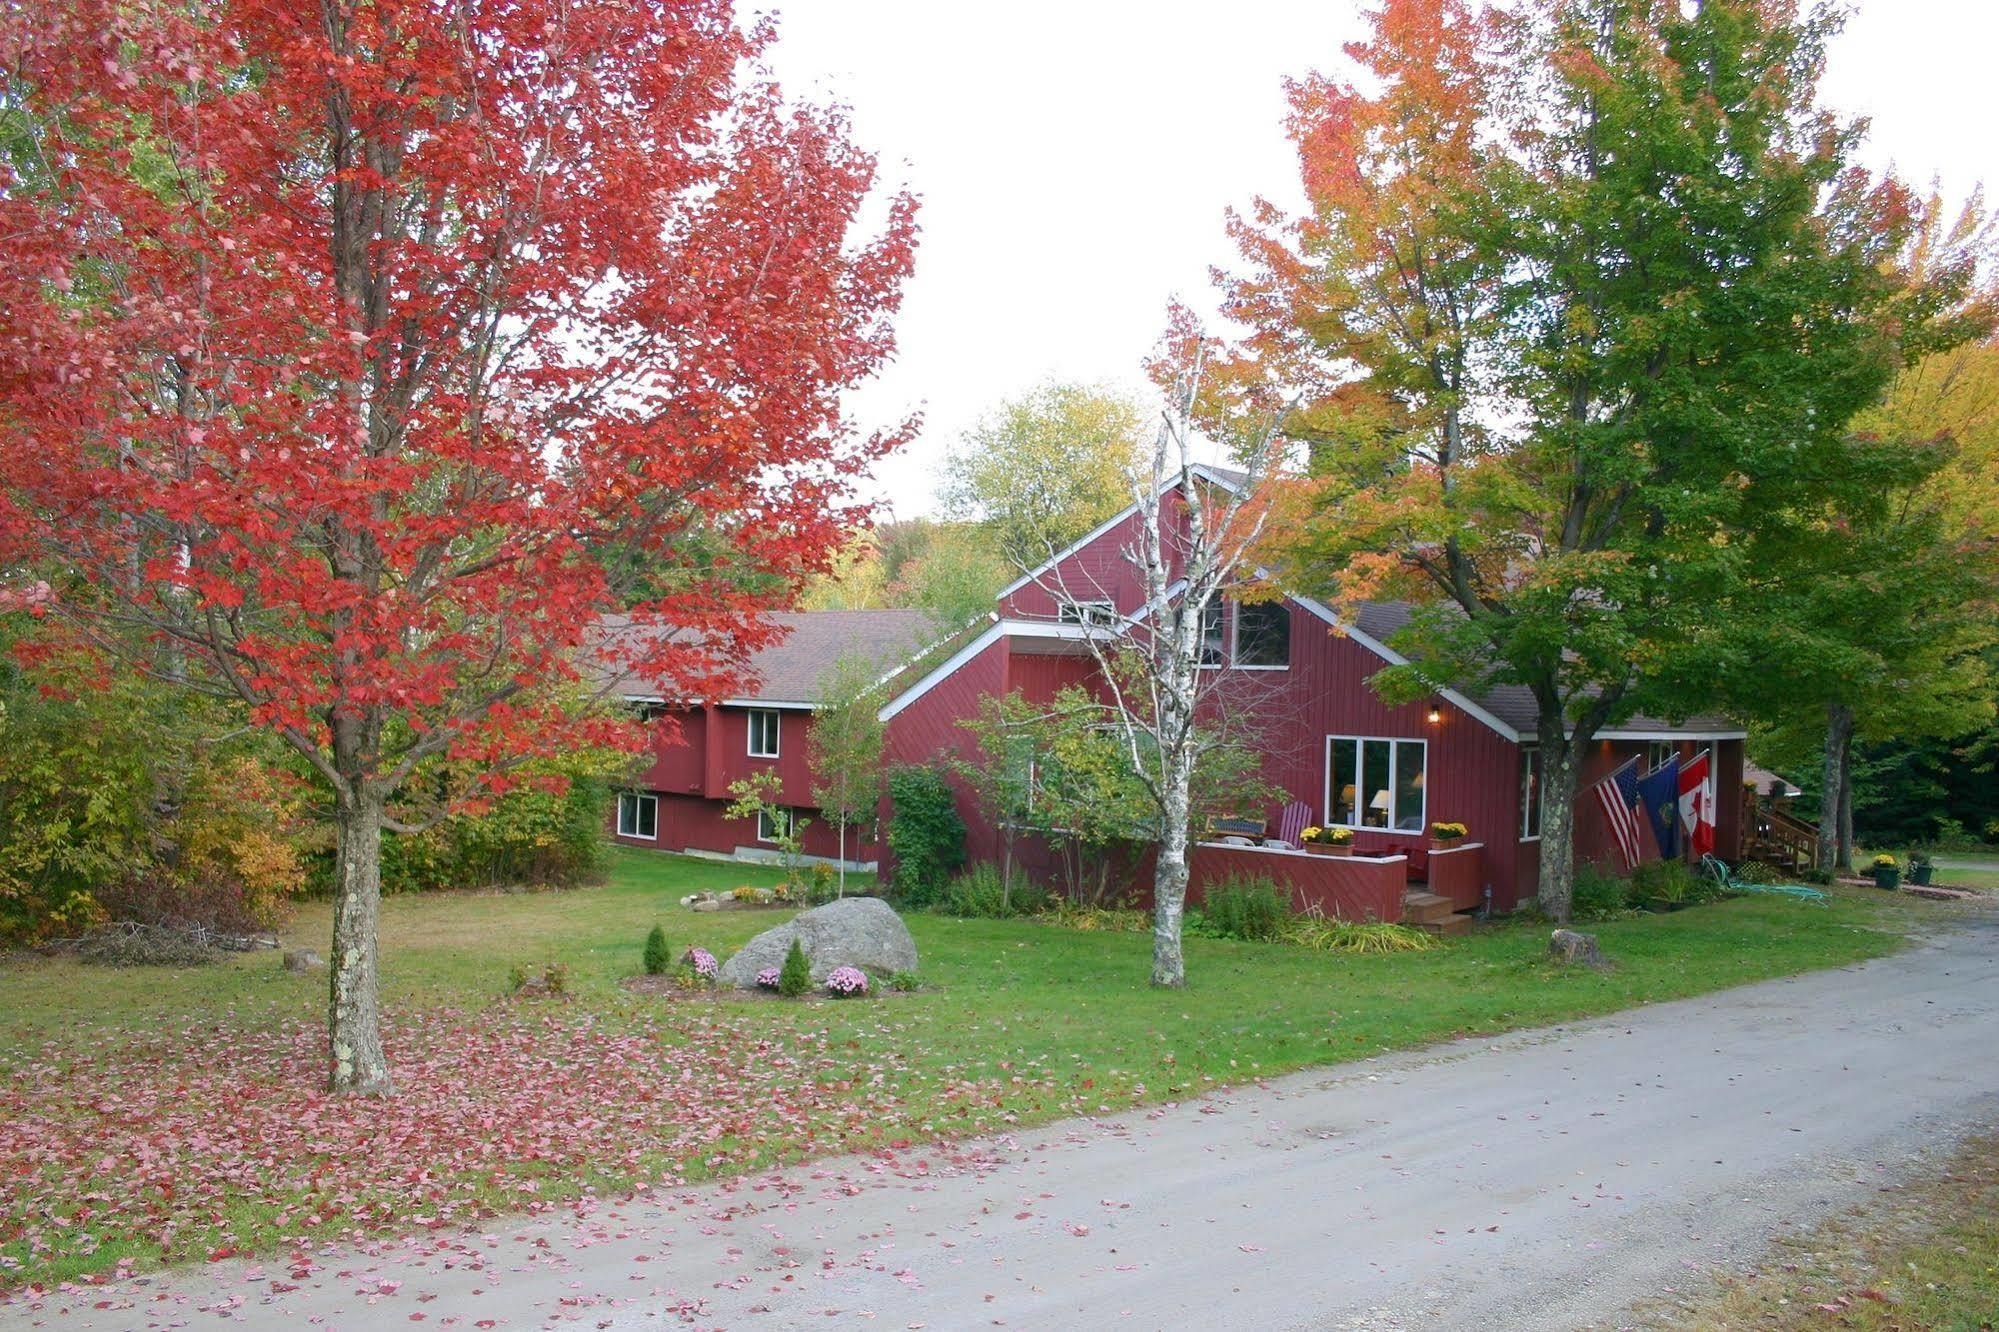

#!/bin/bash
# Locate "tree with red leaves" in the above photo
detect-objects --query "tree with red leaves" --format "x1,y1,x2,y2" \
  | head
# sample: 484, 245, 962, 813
0, 0, 916, 1093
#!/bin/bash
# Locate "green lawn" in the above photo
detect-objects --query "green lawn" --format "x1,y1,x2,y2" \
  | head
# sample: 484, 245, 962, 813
0, 849, 1962, 1289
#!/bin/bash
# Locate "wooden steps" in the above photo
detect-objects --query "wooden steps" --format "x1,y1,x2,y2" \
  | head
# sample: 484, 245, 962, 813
1402, 891, 1473, 936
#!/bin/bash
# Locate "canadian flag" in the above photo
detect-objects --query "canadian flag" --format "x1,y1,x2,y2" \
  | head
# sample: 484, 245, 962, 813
1678, 751, 1716, 857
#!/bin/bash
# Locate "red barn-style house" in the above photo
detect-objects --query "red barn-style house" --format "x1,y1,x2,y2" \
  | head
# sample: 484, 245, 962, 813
606, 467, 1743, 922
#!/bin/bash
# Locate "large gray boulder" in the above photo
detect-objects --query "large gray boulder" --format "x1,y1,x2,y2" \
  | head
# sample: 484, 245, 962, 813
717, 897, 918, 988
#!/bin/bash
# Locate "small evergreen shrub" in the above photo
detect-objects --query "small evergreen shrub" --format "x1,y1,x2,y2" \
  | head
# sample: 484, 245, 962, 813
778, 938, 812, 997
642, 924, 669, 975
1200, 874, 1291, 942
886, 970, 920, 992
885, 765, 967, 908
1570, 868, 1627, 920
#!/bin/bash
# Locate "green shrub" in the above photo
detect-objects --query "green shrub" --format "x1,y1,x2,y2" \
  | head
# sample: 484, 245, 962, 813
807, 862, 838, 903
642, 924, 669, 975
885, 766, 966, 908
1630, 860, 1701, 904
1570, 867, 1627, 920
940, 863, 1049, 918
1281, 916, 1438, 954
778, 938, 812, 998
1200, 874, 1291, 942
886, 970, 921, 992
1797, 865, 1836, 885
1040, 901, 1150, 932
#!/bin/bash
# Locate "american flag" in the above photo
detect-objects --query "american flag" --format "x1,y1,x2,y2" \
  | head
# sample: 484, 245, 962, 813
1593, 757, 1646, 868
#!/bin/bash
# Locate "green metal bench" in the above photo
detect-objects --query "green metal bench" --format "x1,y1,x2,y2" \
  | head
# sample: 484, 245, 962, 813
1700, 854, 1828, 904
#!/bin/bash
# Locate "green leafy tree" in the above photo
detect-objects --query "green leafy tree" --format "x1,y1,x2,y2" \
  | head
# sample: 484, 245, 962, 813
726, 772, 808, 885
940, 382, 1147, 570
806, 654, 887, 897
1226, 0, 1979, 917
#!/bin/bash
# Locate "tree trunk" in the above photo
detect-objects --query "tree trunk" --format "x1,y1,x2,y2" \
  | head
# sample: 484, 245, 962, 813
1150, 786, 1191, 987
836, 819, 847, 898
1535, 730, 1583, 922
1817, 702, 1853, 873
329, 793, 393, 1095
1836, 737, 1855, 872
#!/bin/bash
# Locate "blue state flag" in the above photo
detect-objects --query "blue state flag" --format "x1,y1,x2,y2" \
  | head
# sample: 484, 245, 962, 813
1636, 755, 1681, 860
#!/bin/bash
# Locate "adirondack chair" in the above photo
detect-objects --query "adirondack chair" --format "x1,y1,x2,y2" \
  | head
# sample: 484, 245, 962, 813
1700, 854, 1828, 904
1269, 801, 1314, 850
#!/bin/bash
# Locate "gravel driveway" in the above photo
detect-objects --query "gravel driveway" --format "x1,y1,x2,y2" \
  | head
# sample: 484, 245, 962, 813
11, 910, 1997, 1331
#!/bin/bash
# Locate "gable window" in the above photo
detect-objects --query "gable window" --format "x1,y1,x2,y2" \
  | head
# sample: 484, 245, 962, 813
616, 791, 658, 840
1198, 600, 1226, 668
1647, 740, 1677, 771
756, 806, 796, 844
1058, 600, 1118, 628
1520, 745, 1543, 841
747, 708, 781, 759
1325, 736, 1426, 832
1233, 601, 1291, 669
625, 699, 671, 723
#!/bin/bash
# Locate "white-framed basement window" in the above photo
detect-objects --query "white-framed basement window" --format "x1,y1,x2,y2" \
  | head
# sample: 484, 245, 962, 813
616, 791, 659, 840
756, 806, 797, 844
747, 708, 781, 759
1519, 744, 1543, 841
1057, 600, 1119, 627
1324, 736, 1427, 832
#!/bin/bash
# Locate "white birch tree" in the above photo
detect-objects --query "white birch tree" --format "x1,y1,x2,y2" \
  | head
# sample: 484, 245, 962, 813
1024, 347, 1288, 987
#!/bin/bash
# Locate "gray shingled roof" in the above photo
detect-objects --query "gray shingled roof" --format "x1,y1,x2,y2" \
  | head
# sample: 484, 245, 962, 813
597, 609, 937, 707
1339, 599, 1739, 737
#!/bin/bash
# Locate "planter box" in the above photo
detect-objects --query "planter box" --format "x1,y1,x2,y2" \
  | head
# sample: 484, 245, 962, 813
1909, 863, 1935, 886
1429, 838, 1467, 853
1306, 843, 1352, 857
1872, 867, 1901, 890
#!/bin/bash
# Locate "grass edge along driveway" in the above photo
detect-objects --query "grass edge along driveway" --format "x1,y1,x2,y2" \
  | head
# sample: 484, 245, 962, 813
0, 849, 1966, 1291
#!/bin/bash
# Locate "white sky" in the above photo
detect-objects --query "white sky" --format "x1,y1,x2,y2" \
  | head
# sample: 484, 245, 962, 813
763, 0, 1999, 518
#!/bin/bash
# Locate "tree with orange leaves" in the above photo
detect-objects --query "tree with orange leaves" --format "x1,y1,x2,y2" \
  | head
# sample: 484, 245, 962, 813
0, 0, 915, 1090
1215, 0, 1984, 917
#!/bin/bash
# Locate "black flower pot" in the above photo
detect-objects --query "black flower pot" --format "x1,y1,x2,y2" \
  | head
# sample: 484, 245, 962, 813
1871, 866, 1900, 890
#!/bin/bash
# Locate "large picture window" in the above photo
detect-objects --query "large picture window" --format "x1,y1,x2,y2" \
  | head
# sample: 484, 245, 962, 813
747, 708, 781, 758
1325, 737, 1426, 832
616, 791, 658, 840
1234, 601, 1290, 669
1520, 745, 1543, 840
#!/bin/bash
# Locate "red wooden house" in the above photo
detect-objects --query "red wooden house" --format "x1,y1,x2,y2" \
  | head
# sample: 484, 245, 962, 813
607, 467, 1744, 916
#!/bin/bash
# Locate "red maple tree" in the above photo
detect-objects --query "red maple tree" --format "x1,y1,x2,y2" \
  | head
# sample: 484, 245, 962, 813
0, 0, 917, 1092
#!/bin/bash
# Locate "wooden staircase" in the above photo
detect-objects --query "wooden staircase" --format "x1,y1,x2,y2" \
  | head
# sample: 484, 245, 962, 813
1402, 890, 1472, 937
1743, 798, 1817, 872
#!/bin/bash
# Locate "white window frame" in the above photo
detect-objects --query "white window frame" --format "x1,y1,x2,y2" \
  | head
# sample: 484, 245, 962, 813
756, 806, 795, 844
1519, 744, 1543, 842
1197, 599, 1226, 670
1230, 599, 1291, 671
1057, 600, 1119, 628
1322, 735, 1428, 833
747, 708, 781, 759
616, 791, 658, 841
1647, 739, 1678, 771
